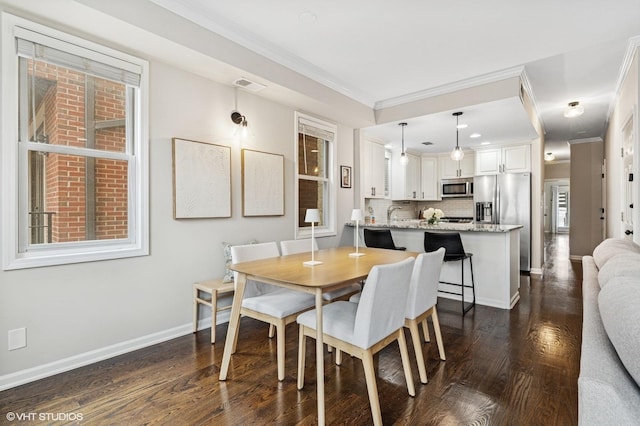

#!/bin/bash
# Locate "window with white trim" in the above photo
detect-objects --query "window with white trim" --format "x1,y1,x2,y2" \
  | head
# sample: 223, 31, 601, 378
295, 112, 337, 238
1, 14, 149, 270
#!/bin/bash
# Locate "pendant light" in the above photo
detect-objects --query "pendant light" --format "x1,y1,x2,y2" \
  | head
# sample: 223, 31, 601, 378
450, 112, 464, 161
399, 122, 409, 166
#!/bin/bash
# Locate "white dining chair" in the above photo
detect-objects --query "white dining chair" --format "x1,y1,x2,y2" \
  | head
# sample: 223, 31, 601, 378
231, 241, 316, 381
280, 239, 361, 302
404, 248, 446, 384
296, 257, 416, 426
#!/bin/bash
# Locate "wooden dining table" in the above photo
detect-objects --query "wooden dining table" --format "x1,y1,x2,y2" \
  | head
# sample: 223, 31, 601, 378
219, 246, 417, 425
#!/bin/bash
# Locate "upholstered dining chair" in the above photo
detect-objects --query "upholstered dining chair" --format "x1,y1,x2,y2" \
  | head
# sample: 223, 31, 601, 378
404, 248, 446, 384
296, 257, 416, 426
363, 228, 406, 250
231, 242, 316, 381
280, 239, 361, 302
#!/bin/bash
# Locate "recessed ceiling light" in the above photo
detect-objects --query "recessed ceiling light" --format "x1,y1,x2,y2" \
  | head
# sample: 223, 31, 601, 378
384, 144, 393, 149
298, 11, 317, 23
481, 141, 491, 145
456, 123, 468, 129
470, 133, 481, 138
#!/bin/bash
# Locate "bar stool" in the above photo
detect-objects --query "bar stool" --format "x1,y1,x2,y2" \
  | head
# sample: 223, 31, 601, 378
193, 278, 235, 344
424, 232, 475, 315
364, 229, 406, 250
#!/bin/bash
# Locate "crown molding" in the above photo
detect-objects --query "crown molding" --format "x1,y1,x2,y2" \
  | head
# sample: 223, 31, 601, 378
568, 137, 603, 144
373, 66, 525, 110
607, 35, 640, 125
519, 67, 547, 137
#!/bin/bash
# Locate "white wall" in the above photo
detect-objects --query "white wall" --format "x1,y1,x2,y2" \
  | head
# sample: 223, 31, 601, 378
0, 36, 356, 389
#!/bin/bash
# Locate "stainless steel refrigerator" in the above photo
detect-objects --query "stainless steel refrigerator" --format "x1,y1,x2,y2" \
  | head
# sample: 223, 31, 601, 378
474, 173, 531, 272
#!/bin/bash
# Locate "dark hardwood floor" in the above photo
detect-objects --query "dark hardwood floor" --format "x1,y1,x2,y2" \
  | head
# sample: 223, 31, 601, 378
0, 234, 582, 425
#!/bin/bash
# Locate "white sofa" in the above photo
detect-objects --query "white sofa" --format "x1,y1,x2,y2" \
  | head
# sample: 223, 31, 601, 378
579, 238, 640, 425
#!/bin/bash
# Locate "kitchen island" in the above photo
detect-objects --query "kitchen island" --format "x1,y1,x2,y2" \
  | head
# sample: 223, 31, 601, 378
343, 221, 522, 310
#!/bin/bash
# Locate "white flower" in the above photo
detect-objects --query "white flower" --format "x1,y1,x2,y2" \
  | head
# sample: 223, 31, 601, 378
424, 207, 435, 219
434, 208, 444, 219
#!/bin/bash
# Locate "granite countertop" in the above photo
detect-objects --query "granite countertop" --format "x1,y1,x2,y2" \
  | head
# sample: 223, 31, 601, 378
347, 220, 522, 233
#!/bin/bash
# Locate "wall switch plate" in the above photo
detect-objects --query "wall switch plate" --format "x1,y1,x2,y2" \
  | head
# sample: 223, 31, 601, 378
8, 328, 27, 350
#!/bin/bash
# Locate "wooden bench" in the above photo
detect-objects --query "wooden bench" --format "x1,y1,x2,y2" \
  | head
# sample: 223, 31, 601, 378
193, 278, 235, 344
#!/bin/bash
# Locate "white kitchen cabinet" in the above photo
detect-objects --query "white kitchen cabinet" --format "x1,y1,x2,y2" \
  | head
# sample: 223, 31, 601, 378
420, 156, 439, 200
362, 139, 386, 198
391, 152, 420, 200
475, 145, 530, 175
440, 152, 475, 179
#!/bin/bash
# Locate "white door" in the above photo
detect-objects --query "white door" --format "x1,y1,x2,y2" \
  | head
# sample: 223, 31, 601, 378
621, 108, 636, 242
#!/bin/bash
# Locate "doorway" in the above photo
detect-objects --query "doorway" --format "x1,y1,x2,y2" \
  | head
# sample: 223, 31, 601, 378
544, 179, 570, 234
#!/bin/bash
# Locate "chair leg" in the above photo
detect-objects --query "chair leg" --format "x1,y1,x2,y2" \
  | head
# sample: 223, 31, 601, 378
362, 351, 383, 426
461, 259, 465, 315
462, 257, 476, 316
398, 330, 416, 396
192, 287, 199, 334
421, 318, 430, 343
210, 290, 217, 344
268, 324, 275, 338
297, 326, 306, 390
336, 349, 343, 366
431, 306, 446, 361
408, 320, 428, 384
276, 320, 286, 381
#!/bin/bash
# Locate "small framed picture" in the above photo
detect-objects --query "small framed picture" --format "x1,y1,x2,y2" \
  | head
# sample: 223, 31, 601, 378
340, 165, 352, 188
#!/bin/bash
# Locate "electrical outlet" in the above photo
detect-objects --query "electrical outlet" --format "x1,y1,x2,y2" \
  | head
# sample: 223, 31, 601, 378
8, 328, 27, 350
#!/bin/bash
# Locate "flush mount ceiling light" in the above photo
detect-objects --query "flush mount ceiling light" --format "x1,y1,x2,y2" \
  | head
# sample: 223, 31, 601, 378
544, 152, 556, 161
399, 122, 409, 166
450, 112, 464, 161
563, 101, 584, 118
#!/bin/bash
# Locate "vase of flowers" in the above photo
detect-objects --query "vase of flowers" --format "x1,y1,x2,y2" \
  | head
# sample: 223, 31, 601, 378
424, 207, 444, 225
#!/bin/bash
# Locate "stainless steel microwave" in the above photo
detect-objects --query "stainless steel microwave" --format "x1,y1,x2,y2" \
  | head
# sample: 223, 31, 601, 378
441, 178, 473, 198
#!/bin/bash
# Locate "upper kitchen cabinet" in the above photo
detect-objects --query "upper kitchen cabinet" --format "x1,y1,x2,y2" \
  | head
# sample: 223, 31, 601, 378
475, 144, 530, 175
420, 156, 440, 200
391, 151, 421, 200
440, 152, 474, 179
361, 138, 386, 198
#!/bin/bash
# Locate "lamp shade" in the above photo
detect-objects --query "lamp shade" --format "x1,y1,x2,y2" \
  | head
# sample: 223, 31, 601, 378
351, 209, 364, 221
305, 208, 320, 223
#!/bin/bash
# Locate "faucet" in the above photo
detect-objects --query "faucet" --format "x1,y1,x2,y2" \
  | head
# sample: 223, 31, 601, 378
387, 205, 402, 223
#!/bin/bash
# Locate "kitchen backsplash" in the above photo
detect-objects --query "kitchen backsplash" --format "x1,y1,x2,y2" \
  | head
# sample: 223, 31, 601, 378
365, 198, 474, 222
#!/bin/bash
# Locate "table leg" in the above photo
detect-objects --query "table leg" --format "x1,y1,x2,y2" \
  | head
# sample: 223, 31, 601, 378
315, 289, 325, 426
219, 273, 246, 380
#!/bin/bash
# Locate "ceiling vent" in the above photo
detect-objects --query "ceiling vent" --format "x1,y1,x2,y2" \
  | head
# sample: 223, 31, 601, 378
422, 141, 433, 146
233, 77, 266, 92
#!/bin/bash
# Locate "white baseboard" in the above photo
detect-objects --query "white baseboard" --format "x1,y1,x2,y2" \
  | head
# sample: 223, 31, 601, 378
0, 323, 191, 391
0, 311, 236, 392
569, 255, 583, 261
529, 267, 543, 276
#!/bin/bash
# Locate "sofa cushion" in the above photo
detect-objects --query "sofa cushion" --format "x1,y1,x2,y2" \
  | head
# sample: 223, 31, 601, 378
598, 253, 640, 289
592, 238, 640, 269
598, 277, 640, 387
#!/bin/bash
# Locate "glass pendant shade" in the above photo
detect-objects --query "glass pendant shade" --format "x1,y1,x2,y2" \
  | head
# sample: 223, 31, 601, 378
450, 146, 464, 161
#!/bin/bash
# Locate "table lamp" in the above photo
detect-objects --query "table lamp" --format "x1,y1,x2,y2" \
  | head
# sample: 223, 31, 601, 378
304, 208, 322, 266
349, 209, 365, 257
